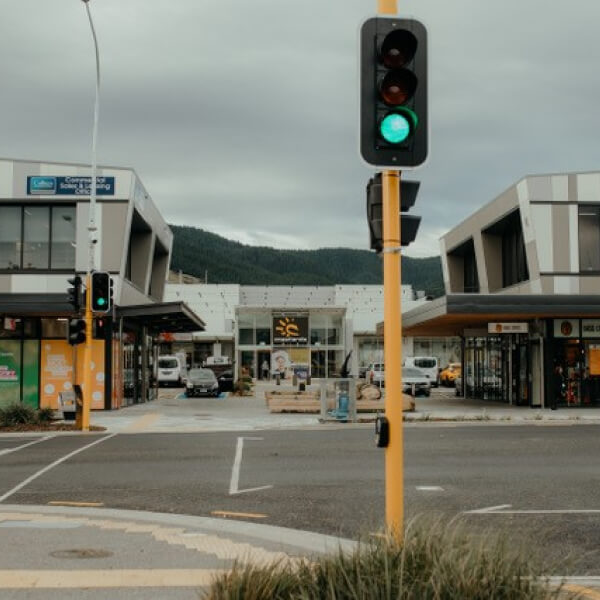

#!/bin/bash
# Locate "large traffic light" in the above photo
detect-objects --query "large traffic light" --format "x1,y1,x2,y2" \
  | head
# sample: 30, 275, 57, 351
367, 173, 421, 251
67, 275, 83, 312
360, 17, 428, 168
91, 271, 112, 313
68, 318, 86, 346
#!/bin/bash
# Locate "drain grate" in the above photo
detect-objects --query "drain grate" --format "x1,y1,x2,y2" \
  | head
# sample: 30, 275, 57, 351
50, 549, 113, 559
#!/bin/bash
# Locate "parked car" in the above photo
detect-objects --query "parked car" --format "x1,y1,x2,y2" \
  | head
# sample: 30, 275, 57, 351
184, 368, 220, 397
157, 355, 185, 387
440, 362, 462, 386
367, 362, 385, 385
216, 369, 234, 393
402, 366, 431, 397
404, 356, 440, 387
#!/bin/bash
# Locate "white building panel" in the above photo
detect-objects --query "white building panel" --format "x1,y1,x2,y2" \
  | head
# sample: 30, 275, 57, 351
577, 173, 600, 202
0, 161, 13, 197
569, 204, 579, 273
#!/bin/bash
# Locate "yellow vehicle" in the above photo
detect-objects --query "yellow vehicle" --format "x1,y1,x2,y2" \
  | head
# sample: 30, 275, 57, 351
440, 363, 461, 387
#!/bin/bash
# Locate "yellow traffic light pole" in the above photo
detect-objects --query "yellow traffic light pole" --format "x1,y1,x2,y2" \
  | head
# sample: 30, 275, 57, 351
75, 274, 93, 431
377, 0, 404, 540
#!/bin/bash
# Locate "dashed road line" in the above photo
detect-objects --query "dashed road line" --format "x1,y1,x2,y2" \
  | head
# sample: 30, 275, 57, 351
416, 486, 444, 491
211, 510, 268, 519
48, 501, 104, 507
0, 433, 117, 503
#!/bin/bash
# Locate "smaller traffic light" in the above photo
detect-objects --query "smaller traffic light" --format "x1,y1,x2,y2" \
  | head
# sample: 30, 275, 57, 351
68, 318, 86, 346
367, 173, 421, 252
91, 271, 111, 313
67, 275, 83, 312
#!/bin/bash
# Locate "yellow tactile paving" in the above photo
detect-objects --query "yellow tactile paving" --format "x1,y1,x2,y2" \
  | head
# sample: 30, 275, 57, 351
0, 569, 224, 588
123, 413, 160, 432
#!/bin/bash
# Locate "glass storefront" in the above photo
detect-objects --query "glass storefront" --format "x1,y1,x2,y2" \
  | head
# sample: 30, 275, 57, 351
237, 310, 345, 379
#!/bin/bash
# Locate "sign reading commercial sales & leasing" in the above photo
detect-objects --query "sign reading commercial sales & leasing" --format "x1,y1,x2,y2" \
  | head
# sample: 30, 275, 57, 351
27, 176, 115, 196
582, 320, 600, 338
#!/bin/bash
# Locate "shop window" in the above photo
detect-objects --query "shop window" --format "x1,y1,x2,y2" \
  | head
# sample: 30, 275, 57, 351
579, 206, 600, 271
41, 319, 68, 339
501, 215, 528, 288
310, 314, 327, 345
328, 316, 343, 345
0, 205, 75, 271
0, 207, 21, 269
238, 314, 254, 345
255, 313, 271, 345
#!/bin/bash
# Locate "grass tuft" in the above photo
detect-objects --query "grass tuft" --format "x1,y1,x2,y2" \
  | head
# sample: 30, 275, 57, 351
203, 518, 570, 600
0, 402, 37, 426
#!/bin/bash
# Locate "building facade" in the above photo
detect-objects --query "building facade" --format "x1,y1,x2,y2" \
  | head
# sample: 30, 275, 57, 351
0, 158, 203, 410
404, 170, 600, 407
163, 283, 438, 379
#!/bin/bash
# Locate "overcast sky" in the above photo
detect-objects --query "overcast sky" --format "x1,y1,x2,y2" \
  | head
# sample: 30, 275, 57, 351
2, 1, 600, 257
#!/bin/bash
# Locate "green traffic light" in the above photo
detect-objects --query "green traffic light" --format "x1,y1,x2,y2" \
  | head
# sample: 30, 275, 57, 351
379, 109, 418, 144
97, 298, 106, 306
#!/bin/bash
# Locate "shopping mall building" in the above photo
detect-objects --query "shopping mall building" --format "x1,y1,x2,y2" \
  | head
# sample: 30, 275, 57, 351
0, 158, 204, 410
403, 170, 600, 408
162, 283, 459, 379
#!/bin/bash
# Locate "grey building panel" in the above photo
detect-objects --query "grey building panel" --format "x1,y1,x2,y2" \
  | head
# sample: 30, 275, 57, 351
527, 176, 552, 201
568, 174, 578, 202
525, 240, 540, 281
101, 203, 129, 272
551, 204, 570, 272
579, 277, 600, 294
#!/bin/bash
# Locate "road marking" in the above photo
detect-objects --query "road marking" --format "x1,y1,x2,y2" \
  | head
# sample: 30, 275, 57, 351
48, 501, 104, 507
124, 413, 160, 432
0, 433, 117, 503
229, 437, 273, 495
0, 569, 225, 588
416, 486, 444, 491
465, 505, 600, 515
211, 510, 268, 519
464, 504, 513, 514
0, 435, 54, 457
563, 584, 600, 599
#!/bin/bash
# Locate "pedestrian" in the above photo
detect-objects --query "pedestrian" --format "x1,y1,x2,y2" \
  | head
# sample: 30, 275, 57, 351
261, 359, 269, 381
550, 365, 563, 410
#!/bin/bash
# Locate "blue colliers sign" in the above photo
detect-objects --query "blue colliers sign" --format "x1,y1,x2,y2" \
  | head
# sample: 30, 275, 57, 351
27, 176, 115, 196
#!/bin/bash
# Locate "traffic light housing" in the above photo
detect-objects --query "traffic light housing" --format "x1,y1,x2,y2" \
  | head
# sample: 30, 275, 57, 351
360, 17, 428, 168
367, 173, 421, 251
67, 275, 83, 312
68, 318, 86, 346
91, 271, 112, 313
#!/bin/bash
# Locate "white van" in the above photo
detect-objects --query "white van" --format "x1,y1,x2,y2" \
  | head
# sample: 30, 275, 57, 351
157, 355, 184, 386
404, 356, 439, 387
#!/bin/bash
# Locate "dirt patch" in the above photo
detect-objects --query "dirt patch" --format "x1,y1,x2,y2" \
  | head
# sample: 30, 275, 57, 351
0, 423, 107, 432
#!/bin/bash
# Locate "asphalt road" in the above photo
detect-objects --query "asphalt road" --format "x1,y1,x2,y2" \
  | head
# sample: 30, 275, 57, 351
1, 424, 600, 572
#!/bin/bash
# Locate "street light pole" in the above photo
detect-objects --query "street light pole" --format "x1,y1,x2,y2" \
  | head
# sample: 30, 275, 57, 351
78, 0, 101, 431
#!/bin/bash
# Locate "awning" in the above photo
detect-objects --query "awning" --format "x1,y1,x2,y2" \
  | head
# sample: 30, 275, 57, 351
386, 294, 600, 337
0, 294, 73, 316
116, 302, 205, 333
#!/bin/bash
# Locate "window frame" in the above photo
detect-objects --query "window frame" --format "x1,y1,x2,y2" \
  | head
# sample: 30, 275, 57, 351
0, 204, 76, 273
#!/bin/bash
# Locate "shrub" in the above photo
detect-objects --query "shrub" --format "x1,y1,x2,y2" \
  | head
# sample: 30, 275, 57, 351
233, 379, 252, 396
36, 407, 56, 424
0, 403, 37, 426
203, 518, 568, 600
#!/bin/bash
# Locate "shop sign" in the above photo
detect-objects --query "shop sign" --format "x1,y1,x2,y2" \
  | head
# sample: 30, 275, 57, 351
272, 316, 308, 345
27, 176, 115, 196
3, 318, 17, 332
0, 350, 18, 381
553, 319, 580, 338
582, 320, 600, 338
488, 322, 529, 334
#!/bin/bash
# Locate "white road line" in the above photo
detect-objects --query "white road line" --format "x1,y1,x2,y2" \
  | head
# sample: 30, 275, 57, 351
464, 504, 513, 514
475, 509, 600, 515
229, 437, 273, 496
0, 436, 54, 457
416, 486, 444, 491
0, 433, 117, 503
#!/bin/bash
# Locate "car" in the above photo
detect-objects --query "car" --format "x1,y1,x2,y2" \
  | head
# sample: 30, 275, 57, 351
157, 355, 185, 387
367, 362, 385, 386
184, 368, 220, 397
404, 356, 440, 387
440, 362, 462, 386
402, 366, 431, 397
216, 370, 234, 392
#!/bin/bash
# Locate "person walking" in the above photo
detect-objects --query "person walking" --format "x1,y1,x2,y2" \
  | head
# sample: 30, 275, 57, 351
550, 365, 564, 410
261, 359, 269, 381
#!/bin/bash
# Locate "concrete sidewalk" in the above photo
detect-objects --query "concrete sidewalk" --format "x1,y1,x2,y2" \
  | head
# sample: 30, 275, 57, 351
0, 503, 354, 598
86, 382, 600, 434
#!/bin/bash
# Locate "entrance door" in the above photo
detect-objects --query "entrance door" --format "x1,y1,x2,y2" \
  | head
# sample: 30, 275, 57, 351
311, 350, 326, 378
257, 351, 271, 380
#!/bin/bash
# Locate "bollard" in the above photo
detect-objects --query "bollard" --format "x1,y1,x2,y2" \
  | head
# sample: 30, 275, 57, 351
299, 382, 306, 392
293, 374, 298, 386
276, 373, 280, 386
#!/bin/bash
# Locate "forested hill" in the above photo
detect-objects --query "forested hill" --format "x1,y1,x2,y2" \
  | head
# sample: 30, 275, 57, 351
170, 225, 444, 297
